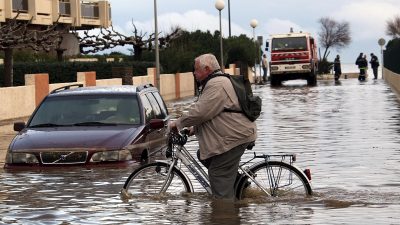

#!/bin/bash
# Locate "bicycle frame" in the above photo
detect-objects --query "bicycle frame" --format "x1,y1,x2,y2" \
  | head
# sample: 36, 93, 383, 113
157, 143, 213, 194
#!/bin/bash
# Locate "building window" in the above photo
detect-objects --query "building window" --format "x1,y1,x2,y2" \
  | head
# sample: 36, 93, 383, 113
12, 0, 28, 12
81, 3, 99, 19
59, 0, 71, 16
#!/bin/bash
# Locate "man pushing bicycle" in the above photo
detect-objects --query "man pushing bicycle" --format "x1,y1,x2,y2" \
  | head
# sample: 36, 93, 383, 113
168, 53, 257, 201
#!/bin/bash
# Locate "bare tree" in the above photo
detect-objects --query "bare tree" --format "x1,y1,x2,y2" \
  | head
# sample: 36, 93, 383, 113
74, 21, 182, 60
0, 14, 69, 87
318, 17, 351, 61
386, 15, 400, 38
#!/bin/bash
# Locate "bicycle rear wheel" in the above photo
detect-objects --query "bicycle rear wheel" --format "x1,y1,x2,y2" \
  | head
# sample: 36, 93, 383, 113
236, 161, 312, 199
123, 161, 192, 197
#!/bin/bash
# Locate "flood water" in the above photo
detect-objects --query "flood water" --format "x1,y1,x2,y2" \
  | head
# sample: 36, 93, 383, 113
1, 78, 400, 224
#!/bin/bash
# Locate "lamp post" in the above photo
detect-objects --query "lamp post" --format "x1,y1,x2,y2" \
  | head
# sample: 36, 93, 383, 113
228, 0, 231, 37
250, 19, 258, 83
378, 38, 386, 80
154, 0, 160, 89
215, 0, 225, 72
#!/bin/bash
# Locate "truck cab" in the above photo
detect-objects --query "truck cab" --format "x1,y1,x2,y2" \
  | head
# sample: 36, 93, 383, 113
266, 32, 318, 86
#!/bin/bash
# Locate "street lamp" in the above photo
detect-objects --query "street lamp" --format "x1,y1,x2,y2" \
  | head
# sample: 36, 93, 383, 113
215, 0, 225, 72
250, 19, 258, 83
378, 38, 386, 80
228, 0, 231, 37
154, 0, 160, 89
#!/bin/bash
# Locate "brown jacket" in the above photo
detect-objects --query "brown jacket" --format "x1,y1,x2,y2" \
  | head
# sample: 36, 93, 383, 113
176, 75, 257, 160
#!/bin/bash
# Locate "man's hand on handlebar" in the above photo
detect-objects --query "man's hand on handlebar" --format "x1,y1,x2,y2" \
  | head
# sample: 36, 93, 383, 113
168, 121, 194, 136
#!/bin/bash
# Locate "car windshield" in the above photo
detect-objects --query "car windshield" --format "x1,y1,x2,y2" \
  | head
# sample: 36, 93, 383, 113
271, 37, 307, 51
29, 95, 141, 127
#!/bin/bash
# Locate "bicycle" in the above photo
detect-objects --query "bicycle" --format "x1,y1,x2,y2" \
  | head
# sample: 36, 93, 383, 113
121, 129, 313, 200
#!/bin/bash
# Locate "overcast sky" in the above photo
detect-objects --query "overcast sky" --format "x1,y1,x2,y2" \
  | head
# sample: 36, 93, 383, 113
107, 0, 399, 63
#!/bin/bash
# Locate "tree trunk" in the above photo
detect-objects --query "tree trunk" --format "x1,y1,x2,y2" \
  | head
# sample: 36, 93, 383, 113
56, 49, 64, 62
3, 48, 14, 87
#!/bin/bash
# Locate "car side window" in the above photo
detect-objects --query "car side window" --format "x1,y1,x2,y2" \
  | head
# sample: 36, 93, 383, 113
145, 93, 164, 119
152, 92, 169, 117
140, 94, 155, 122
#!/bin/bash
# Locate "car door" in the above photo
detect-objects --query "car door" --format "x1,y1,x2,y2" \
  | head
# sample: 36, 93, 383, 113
140, 92, 167, 154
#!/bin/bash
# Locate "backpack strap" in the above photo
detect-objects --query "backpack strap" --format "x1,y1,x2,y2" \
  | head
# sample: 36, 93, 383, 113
199, 71, 244, 114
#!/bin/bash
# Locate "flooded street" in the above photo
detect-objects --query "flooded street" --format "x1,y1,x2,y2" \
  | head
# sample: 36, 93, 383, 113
1, 78, 400, 224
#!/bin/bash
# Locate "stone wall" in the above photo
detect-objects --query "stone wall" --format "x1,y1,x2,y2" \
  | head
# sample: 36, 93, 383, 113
0, 64, 241, 122
383, 68, 400, 95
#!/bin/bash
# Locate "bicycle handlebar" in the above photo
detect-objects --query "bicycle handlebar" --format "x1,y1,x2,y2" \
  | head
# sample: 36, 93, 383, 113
168, 129, 189, 146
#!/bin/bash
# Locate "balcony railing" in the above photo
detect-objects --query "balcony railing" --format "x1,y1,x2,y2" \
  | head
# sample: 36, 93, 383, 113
59, 2, 71, 16
81, 3, 99, 19
12, 0, 28, 12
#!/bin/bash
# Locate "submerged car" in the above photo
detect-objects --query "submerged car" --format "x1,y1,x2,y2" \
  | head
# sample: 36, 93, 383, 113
4, 84, 169, 168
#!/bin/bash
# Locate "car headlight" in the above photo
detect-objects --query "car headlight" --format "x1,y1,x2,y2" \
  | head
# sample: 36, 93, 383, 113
90, 149, 132, 162
6, 152, 39, 164
271, 66, 279, 71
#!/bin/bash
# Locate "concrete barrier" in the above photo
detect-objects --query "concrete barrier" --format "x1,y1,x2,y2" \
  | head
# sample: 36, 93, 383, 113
383, 68, 400, 95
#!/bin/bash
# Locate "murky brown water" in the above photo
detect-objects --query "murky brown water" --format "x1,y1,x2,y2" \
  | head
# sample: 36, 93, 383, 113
1, 78, 400, 224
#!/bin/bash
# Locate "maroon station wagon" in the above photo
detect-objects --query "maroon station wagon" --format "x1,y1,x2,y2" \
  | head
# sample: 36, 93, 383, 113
4, 84, 169, 168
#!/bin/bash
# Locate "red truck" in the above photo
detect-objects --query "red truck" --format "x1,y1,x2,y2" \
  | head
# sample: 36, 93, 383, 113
266, 31, 318, 86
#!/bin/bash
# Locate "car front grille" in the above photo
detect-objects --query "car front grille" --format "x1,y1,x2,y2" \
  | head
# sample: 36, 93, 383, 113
40, 151, 88, 164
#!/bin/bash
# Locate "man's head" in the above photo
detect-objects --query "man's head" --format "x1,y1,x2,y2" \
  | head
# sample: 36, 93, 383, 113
370, 53, 374, 57
193, 53, 221, 82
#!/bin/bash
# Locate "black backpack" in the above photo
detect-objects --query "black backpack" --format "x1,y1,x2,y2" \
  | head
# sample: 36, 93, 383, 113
201, 72, 262, 122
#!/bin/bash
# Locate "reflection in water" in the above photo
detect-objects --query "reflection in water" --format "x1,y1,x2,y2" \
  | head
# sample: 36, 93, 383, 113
1, 79, 400, 224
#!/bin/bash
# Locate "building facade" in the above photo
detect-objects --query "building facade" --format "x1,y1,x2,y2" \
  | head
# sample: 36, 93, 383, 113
0, 0, 111, 29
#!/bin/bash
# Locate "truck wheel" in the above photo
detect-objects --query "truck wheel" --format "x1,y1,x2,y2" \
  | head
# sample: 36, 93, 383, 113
270, 75, 281, 86
307, 72, 317, 86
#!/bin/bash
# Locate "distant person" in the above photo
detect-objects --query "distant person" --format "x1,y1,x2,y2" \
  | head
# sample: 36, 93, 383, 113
355, 52, 363, 76
333, 55, 342, 81
356, 53, 368, 81
261, 54, 269, 83
370, 53, 380, 79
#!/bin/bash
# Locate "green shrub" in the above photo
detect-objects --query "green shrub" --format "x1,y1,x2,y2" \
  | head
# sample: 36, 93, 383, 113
318, 59, 333, 74
0, 61, 154, 87
384, 38, 400, 74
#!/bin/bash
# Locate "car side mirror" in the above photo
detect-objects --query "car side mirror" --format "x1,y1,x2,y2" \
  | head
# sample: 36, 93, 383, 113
149, 119, 165, 129
14, 122, 26, 131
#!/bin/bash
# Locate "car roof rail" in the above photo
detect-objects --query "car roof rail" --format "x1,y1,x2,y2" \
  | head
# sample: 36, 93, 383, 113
136, 83, 154, 92
50, 84, 84, 94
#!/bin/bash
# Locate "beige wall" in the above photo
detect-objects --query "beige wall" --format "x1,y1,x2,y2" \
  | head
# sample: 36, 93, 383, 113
96, 78, 122, 86
179, 72, 195, 98
0, 85, 35, 120
159, 74, 176, 101
0, 64, 254, 122
383, 68, 400, 95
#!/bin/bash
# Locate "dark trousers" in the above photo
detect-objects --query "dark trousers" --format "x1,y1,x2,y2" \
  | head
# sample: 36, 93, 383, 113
359, 68, 366, 81
262, 68, 268, 82
197, 143, 247, 200
372, 67, 378, 79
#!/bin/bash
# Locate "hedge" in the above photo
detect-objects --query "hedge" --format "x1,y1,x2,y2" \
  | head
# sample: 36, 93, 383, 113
0, 61, 155, 87
384, 38, 400, 74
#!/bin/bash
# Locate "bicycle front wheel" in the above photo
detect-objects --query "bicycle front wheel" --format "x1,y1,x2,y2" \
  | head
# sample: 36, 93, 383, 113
236, 161, 312, 199
123, 161, 192, 197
